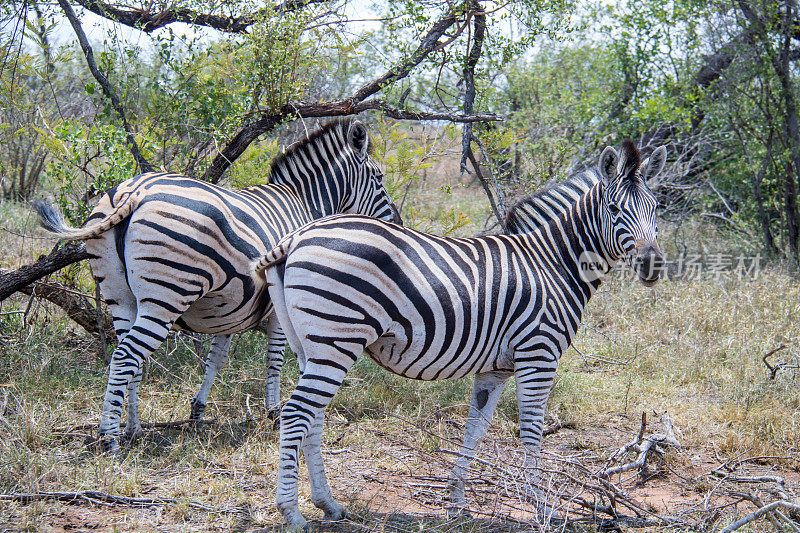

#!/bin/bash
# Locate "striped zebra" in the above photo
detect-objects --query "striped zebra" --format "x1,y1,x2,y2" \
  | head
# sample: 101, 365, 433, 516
32, 119, 400, 453
255, 140, 666, 528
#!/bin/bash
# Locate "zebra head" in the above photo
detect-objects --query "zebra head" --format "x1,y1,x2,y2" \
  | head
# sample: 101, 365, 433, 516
598, 140, 667, 286
341, 121, 403, 225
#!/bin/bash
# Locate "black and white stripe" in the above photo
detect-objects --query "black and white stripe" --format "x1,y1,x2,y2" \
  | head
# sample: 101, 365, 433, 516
257, 140, 667, 528
32, 119, 400, 452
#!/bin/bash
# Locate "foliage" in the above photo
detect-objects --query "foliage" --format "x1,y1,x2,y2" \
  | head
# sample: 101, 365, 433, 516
372, 120, 475, 235
41, 119, 156, 224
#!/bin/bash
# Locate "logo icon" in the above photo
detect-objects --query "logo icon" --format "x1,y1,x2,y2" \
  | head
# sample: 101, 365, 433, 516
578, 251, 609, 283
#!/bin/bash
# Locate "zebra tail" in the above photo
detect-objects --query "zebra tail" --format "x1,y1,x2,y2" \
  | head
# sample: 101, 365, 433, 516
261, 238, 306, 360
31, 194, 138, 241
252, 235, 294, 275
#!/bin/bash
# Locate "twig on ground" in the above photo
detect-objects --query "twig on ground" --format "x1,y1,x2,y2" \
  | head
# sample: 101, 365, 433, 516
720, 500, 800, 533
763, 344, 790, 379
53, 418, 219, 434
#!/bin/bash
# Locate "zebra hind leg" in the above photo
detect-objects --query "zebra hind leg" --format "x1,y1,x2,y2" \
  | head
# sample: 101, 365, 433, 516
447, 371, 511, 518
125, 365, 144, 438
264, 315, 286, 425
190, 334, 233, 420
99, 314, 175, 454
277, 358, 355, 530
302, 410, 345, 520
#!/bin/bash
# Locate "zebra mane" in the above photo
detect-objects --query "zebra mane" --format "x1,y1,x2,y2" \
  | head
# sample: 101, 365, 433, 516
505, 170, 599, 234
267, 119, 371, 184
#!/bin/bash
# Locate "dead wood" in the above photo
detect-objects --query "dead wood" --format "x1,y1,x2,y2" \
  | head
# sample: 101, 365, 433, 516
53, 418, 219, 434
600, 411, 681, 479
0, 242, 89, 301
15, 278, 115, 343
763, 344, 793, 379
720, 499, 800, 533
0, 491, 248, 515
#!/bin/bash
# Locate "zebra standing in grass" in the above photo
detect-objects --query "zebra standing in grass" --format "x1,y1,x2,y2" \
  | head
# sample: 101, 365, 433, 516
32, 120, 400, 453
256, 140, 666, 529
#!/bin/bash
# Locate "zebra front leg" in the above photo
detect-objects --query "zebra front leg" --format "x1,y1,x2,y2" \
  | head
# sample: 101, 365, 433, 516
514, 360, 558, 516
264, 316, 286, 422
277, 359, 353, 530
190, 334, 232, 420
448, 371, 511, 517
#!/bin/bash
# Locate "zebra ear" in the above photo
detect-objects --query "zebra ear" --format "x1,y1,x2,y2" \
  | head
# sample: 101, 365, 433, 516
642, 146, 667, 186
598, 146, 618, 185
347, 121, 369, 157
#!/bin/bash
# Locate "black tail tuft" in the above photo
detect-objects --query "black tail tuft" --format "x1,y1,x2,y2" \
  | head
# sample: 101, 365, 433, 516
31, 199, 68, 234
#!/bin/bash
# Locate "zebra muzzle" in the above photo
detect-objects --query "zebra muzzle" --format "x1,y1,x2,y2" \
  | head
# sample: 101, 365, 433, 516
634, 240, 663, 286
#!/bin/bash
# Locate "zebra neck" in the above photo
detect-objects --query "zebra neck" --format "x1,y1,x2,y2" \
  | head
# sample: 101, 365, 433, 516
544, 185, 614, 302
266, 153, 344, 219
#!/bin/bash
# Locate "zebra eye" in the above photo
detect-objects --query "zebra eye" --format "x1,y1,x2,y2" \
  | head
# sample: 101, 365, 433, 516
608, 203, 620, 216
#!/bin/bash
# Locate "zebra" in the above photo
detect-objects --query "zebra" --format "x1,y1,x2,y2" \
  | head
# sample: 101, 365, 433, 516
255, 140, 666, 528
32, 119, 401, 453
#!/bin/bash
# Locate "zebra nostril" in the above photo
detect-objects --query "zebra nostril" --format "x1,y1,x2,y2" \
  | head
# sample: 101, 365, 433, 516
636, 251, 663, 280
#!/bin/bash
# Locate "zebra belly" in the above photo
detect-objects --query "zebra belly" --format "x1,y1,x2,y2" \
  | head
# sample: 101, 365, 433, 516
362, 318, 508, 381
178, 286, 270, 334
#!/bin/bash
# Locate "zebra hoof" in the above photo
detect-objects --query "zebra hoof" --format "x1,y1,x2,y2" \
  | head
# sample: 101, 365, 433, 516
267, 407, 281, 430
446, 505, 472, 520
189, 399, 206, 421
279, 503, 308, 531
322, 503, 346, 521
99, 434, 120, 456
124, 423, 143, 439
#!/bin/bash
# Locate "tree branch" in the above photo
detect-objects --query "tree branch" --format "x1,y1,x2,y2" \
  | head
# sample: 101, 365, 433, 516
15, 279, 115, 342
0, 242, 89, 301
72, 0, 328, 34
0, 491, 245, 514
202, 1, 488, 183
57, 0, 153, 173
350, 5, 469, 103
460, 0, 485, 173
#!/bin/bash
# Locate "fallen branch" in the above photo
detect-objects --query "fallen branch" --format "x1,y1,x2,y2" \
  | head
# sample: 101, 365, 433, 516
16, 278, 115, 342
54, 418, 218, 434
720, 500, 800, 533
0, 491, 248, 515
711, 471, 786, 485
601, 412, 681, 479
762, 344, 789, 379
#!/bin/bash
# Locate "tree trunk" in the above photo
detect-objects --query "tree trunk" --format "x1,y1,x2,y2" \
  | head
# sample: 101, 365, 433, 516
753, 156, 777, 256
739, 0, 800, 264
783, 162, 800, 262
